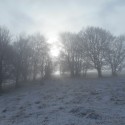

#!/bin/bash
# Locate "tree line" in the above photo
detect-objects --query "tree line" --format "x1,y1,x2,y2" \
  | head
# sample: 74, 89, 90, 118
60, 27, 125, 78
0, 26, 52, 91
0, 25, 125, 92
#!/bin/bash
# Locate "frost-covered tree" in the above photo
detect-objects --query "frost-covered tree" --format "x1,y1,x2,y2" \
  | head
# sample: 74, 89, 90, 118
29, 33, 51, 80
13, 35, 32, 85
0, 26, 11, 91
81, 27, 113, 77
105, 35, 125, 76
60, 32, 83, 77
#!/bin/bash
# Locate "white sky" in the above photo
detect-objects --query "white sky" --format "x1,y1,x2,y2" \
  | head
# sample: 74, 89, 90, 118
0, 0, 125, 40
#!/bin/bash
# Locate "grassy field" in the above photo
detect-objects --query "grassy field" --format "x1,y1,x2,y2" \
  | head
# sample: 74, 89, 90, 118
0, 77, 125, 125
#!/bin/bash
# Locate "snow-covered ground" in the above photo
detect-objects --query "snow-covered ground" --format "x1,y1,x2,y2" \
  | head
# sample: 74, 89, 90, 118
0, 77, 125, 125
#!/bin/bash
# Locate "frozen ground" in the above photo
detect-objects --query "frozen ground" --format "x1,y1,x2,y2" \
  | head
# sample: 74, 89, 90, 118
0, 77, 125, 125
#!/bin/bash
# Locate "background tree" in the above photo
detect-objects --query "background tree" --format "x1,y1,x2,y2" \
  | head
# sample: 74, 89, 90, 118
105, 35, 125, 76
60, 32, 83, 77
59, 51, 69, 75
78, 32, 92, 77
0, 26, 11, 91
29, 33, 45, 80
29, 33, 52, 80
12, 35, 32, 86
80, 27, 113, 77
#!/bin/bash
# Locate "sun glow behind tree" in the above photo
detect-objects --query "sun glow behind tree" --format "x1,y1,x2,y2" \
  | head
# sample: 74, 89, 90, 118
47, 35, 61, 58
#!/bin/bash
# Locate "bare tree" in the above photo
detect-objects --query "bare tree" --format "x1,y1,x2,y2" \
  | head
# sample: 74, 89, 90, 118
29, 33, 52, 80
105, 35, 125, 76
81, 27, 113, 77
12, 35, 32, 86
81, 56, 92, 77
12, 33, 52, 86
78, 32, 93, 78
0, 26, 11, 91
29, 33, 45, 80
44, 56, 52, 79
60, 32, 83, 77
59, 51, 69, 75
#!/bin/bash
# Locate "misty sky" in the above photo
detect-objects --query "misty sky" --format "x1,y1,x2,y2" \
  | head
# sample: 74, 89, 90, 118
0, 0, 125, 40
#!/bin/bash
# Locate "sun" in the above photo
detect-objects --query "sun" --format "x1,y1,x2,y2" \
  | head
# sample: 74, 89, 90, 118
47, 36, 60, 58
50, 46, 60, 57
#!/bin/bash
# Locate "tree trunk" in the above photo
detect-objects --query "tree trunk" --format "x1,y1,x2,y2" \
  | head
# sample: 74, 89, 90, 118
24, 75, 27, 82
70, 69, 74, 77
15, 70, 19, 88
33, 67, 36, 81
112, 69, 117, 77
0, 59, 3, 92
33, 61, 37, 81
41, 66, 44, 79
97, 67, 102, 78
22, 68, 28, 82
83, 68, 87, 78
0, 76, 2, 92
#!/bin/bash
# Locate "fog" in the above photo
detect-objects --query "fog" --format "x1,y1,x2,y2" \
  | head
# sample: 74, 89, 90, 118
0, 1, 125, 125
0, 0, 125, 39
